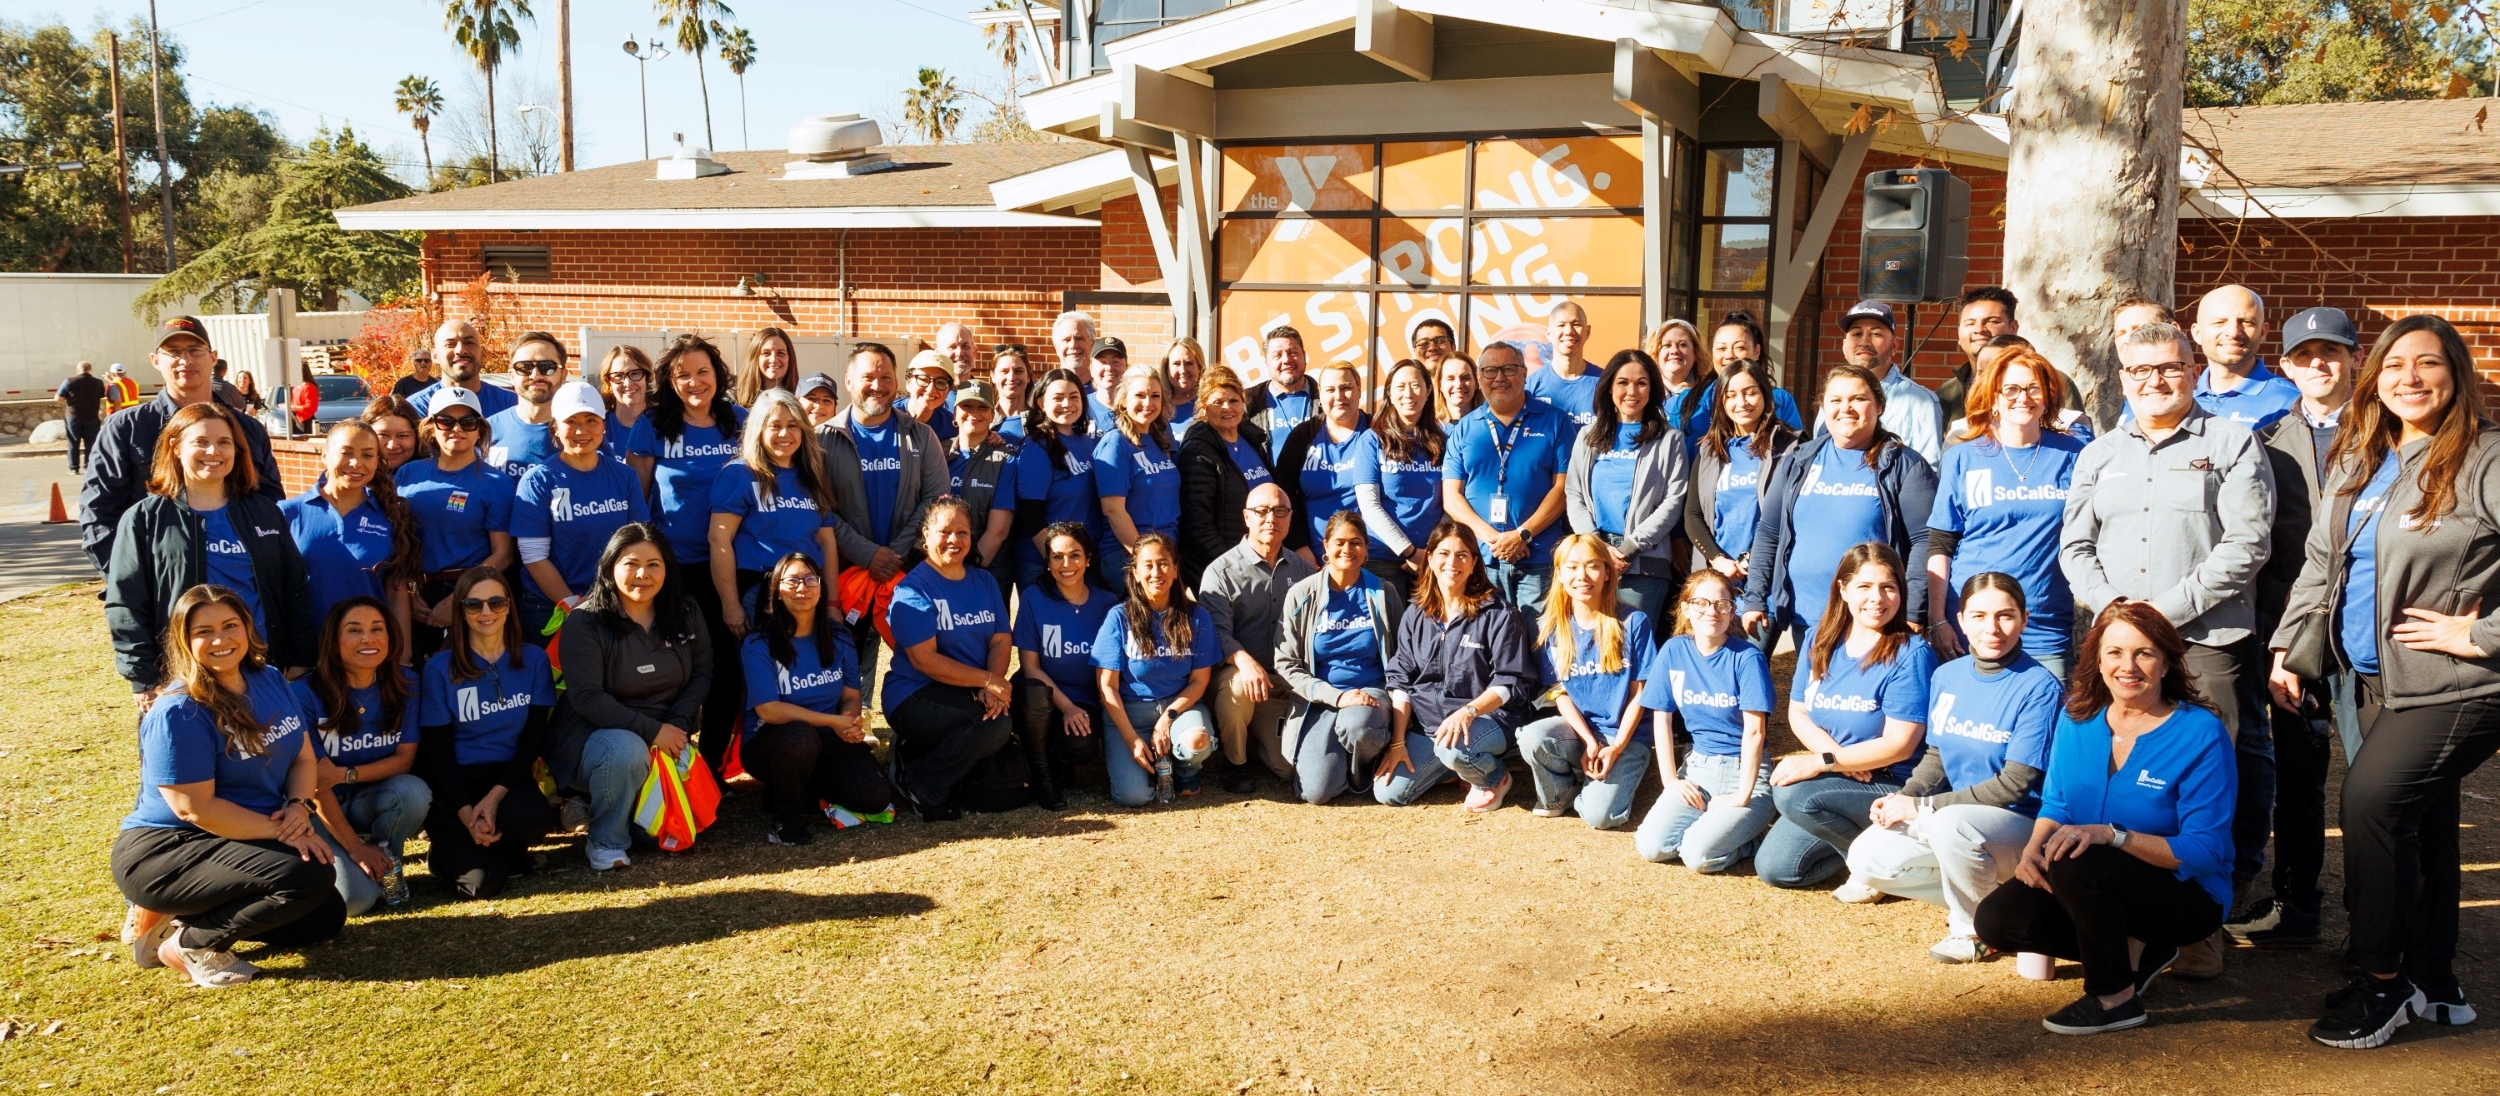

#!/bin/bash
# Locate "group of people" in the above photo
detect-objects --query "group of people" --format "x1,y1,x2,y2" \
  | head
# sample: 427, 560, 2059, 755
84, 294, 2494, 1052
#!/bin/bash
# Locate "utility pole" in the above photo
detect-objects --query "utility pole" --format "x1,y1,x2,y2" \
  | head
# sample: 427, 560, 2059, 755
108, 31, 134, 274
146, 0, 177, 271
557, 0, 575, 172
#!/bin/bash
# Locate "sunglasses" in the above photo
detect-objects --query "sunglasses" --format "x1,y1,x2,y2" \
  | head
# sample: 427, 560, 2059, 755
431, 415, 483, 432
461, 595, 512, 613
512, 360, 563, 375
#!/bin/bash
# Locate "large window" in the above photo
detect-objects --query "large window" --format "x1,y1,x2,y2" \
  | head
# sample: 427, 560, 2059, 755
1689, 143, 1779, 352
1087, 0, 1229, 74
1213, 133, 1645, 385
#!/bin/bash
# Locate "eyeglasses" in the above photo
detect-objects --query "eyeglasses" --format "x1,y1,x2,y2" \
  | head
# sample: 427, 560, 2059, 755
162, 345, 216, 361
606, 369, 650, 385
2117, 362, 2192, 382
1244, 505, 1291, 519
777, 574, 823, 589
513, 360, 563, 375
431, 415, 483, 432
1477, 364, 1526, 379
1414, 335, 1455, 350
1683, 597, 1735, 613
1998, 383, 2045, 400
461, 596, 512, 613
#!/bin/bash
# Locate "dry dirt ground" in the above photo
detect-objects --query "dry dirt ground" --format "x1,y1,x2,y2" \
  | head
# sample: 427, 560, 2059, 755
2, 585, 2495, 1094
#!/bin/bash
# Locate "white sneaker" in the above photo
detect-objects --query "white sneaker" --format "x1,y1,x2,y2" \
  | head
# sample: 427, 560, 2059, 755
588, 846, 632, 872
558, 796, 593, 834
159, 938, 255, 988
132, 913, 180, 969
1832, 879, 1885, 904
1929, 935, 1998, 964
1529, 803, 1570, 818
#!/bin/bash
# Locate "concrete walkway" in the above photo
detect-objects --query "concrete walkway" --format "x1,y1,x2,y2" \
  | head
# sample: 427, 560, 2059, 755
0, 445, 97, 602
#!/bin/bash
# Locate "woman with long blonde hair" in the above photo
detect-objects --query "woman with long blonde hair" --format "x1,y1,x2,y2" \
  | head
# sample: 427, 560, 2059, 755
1517, 533, 1657, 828
1090, 363, 1182, 578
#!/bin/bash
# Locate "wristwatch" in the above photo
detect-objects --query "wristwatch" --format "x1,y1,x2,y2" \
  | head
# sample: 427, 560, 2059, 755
2109, 824, 2132, 849
344, 765, 361, 786
1819, 751, 1837, 770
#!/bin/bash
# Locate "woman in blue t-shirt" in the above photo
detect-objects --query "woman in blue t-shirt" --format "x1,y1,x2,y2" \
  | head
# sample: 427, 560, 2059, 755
1977, 601, 2237, 1037
298, 596, 430, 916
741, 552, 893, 846
512, 381, 652, 637
416, 566, 557, 900
1014, 369, 1102, 585
1845, 573, 2065, 963
1352, 358, 1446, 592
629, 334, 748, 767
396, 386, 515, 659
1563, 350, 1687, 617
1634, 568, 1778, 870
1091, 532, 1221, 807
884, 499, 1019, 821
1740, 364, 1936, 651
1092, 365, 1182, 579
283, 420, 421, 648
708, 389, 841, 629
1683, 361, 1799, 590
1274, 512, 1406, 805
1013, 522, 1116, 810
1757, 542, 1937, 890
1924, 349, 2088, 676
1277, 364, 1371, 564
115, 586, 342, 989
1517, 534, 1657, 829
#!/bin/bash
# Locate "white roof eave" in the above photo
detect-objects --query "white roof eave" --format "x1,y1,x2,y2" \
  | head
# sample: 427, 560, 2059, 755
988, 150, 1179, 215
333, 206, 1102, 231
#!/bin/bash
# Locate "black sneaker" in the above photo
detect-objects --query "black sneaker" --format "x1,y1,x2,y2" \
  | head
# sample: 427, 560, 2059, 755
1219, 764, 1256, 793
2309, 976, 2423, 1049
2223, 895, 2279, 941
917, 799, 963, 823
2415, 982, 2477, 1026
2043, 993, 2147, 1036
766, 817, 814, 846
2132, 942, 2179, 999
2228, 895, 2323, 948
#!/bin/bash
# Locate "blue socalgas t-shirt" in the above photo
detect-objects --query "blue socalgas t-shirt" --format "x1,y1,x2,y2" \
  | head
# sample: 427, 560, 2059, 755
2342, 453, 2402, 674
741, 628, 858, 731
2193, 361, 2301, 431
710, 464, 834, 571
1169, 399, 1196, 437
853, 415, 903, 544
602, 410, 639, 460
884, 563, 1008, 711
1312, 583, 1386, 690
483, 408, 557, 477
281, 489, 396, 626
510, 456, 649, 599
1544, 610, 1656, 742
1639, 634, 1774, 758
419, 644, 552, 766
627, 413, 746, 564
1442, 400, 1570, 567
1015, 433, 1102, 569
1592, 424, 1644, 536
1785, 442, 1887, 627
397, 457, 515, 573
1349, 430, 1441, 558
293, 675, 419, 769
1014, 585, 1118, 694
1928, 434, 2085, 656
1260, 383, 1317, 462
1926, 654, 2063, 815
123, 666, 309, 829
1298, 421, 1371, 547
412, 379, 517, 418
199, 505, 265, 632
1090, 602, 1220, 704
1525, 366, 1600, 436
1226, 435, 1272, 490
1795, 635, 1936, 784
1092, 430, 1179, 567
1712, 436, 1769, 560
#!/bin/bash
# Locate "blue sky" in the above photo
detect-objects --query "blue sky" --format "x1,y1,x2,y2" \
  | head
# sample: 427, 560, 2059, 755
15, 1, 1026, 175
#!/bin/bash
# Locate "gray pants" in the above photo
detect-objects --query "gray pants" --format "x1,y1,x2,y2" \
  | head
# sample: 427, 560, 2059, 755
1291, 690, 1393, 805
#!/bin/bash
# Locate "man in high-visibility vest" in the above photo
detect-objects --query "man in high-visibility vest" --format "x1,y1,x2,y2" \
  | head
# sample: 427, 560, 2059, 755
103, 363, 140, 412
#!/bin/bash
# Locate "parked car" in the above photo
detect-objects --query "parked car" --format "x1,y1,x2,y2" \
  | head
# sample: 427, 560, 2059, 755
309, 373, 373, 428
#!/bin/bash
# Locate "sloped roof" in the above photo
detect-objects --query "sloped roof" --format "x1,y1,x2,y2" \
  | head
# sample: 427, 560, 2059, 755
2184, 98, 2500, 189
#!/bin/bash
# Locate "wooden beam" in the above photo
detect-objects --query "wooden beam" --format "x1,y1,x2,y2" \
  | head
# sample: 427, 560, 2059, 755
1756, 73, 1839, 171
1641, 117, 1665, 334
1121, 63, 1215, 140
1124, 144, 1191, 338
1098, 101, 1176, 154
1355, 0, 1433, 82
1612, 38, 1697, 137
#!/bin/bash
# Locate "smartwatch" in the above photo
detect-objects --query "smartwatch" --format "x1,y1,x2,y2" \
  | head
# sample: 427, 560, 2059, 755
2109, 824, 2132, 849
1819, 751, 1837, 770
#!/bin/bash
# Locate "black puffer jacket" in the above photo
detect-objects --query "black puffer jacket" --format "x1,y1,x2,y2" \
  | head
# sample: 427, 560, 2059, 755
105, 490, 315, 689
1175, 421, 1272, 586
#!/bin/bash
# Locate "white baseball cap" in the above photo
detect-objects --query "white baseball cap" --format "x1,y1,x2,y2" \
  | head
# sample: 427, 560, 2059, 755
425, 385, 485, 418
109, 363, 127, 375
552, 380, 607, 424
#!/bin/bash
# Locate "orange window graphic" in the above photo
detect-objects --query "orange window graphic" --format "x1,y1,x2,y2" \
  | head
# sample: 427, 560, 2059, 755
1473, 137, 1644, 211
1218, 219, 1374, 285
1380, 141, 1467, 211
1468, 216, 1644, 289
1375, 291, 1463, 365
1222, 144, 1378, 213
1217, 289, 1373, 386
1378, 217, 1468, 287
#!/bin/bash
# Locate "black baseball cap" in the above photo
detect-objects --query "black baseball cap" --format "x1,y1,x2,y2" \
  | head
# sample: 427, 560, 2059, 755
2281, 307, 2358, 353
156, 315, 212, 350
1092, 335, 1127, 360
1839, 300, 1896, 333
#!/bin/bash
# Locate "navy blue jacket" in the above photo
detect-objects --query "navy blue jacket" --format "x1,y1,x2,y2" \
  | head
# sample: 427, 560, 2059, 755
81, 393, 286, 574
1385, 599, 1538, 733
1740, 433, 1938, 629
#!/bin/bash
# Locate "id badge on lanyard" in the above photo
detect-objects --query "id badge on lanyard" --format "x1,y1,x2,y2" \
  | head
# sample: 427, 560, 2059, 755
1487, 414, 1529, 527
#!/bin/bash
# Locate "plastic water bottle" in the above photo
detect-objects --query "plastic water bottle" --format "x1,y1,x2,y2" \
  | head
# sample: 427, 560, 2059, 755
380, 854, 410, 909
1153, 756, 1175, 804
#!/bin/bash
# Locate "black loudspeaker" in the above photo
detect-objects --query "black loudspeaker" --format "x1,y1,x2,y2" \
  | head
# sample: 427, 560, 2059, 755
1857, 167, 1970, 302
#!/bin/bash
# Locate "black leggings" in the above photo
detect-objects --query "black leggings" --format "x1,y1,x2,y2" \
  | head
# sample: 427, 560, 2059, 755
411, 576, 460, 662
678, 560, 745, 771
1013, 679, 1096, 781
112, 826, 346, 952
1974, 844, 2225, 996
2342, 681, 2500, 986
887, 683, 1014, 809
2269, 699, 2334, 915
746, 720, 895, 823
423, 761, 554, 896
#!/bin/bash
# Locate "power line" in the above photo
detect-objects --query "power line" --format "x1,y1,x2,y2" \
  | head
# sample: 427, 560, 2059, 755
171, 0, 285, 28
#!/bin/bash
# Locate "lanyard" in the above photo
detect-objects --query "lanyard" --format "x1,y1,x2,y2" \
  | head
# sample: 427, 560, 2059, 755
1486, 411, 1531, 494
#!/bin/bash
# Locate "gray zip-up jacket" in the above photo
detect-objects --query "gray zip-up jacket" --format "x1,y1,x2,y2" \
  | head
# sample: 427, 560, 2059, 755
1564, 423, 1689, 577
818, 407, 949, 567
1273, 568, 1406, 760
2061, 406, 2275, 646
2273, 427, 2500, 709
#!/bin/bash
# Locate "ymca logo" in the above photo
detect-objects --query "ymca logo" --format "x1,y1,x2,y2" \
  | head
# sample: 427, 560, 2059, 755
1930, 692, 2014, 745
1670, 669, 1740, 710
457, 686, 533, 723
930, 598, 997, 631
661, 436, 739, 461
1800, 464, 1878, 499
550, 488, 630, 523
1040, 623, 1090, 660
778, 663, 845, 695
1962, 468, 2066, 507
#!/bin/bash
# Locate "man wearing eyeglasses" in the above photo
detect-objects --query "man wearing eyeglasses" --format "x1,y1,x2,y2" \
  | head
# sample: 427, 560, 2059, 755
483, 332, 570, 477
79, 316, 287, 575
1443, 340, 1570, 615
1199, 482, 1317, 792
408, 319, 520, 419
1409, 318, 1457, 369
2061, 317, 2279, 982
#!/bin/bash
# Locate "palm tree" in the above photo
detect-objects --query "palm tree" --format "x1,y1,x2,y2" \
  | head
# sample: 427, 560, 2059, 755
901, 67, 964, 144
394, 75, 445, 185
654, 0, 735, 150
981, 0, 1021, 96
717, 26, 756, 150
440, 0, 533, 183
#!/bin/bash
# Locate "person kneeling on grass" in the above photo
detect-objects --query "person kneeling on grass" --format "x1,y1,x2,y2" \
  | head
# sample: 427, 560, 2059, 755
1272, 511, 1405, 805
1093, 532, 1221, 805
118, 585, 345, 988
550, 525, 710, 871
883, 498, 1021, 821
1844, 573, 2063, 963
1377, 520, 1538, 811
1518, 533, 1658, 828
418, 566, 556, 899
1974, 601, 2236, 1036
1633, 569, 1776, 870
298, 596, 430, 915
742, 552, 894, 845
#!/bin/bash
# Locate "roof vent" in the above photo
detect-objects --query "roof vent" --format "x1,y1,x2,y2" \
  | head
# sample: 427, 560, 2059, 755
781, 114, 893, 180
657, 133, 729, 180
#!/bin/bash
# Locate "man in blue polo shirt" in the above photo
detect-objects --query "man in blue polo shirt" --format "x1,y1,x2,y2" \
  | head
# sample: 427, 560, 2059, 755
2188, 284, 2299, 431
1442, 341, 1569, 615
408, 319, 519, 418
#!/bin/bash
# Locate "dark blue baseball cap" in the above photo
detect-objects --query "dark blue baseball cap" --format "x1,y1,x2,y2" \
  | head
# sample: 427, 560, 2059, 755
1840, 300, 1896, 332
2281, 306, 2357, 353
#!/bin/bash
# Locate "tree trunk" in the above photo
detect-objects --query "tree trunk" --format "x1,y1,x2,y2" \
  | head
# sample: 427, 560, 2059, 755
696, 54, 715, 149
2002, 0, 2183, 428
486, 63, 500, 183
738, 74, 748, 150
417, 121, 434, 185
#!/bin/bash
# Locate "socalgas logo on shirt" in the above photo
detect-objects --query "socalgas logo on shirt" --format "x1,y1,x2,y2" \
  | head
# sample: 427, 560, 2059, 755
1929, 693, 2014, 745
1316, 611, 1372, 634
1799, 463, 1878, 499
858, 455, 903, 473
662, 436, 739, 461
751, 485, 820, 514
1715, 465, 1759, 493
1039, 623, 1091, 660
549, 487, 631, 523
355, 513, 392, 538
320, 723, 404, 758
457, 686, 534, 723
778, 663, 845, 695
1669, 669, 1740, 711
206, 536, 248, 556
1131, 449, 1176, 477
1962, 468, 2066, 508
234, 711, 303, 756
930, 598, 997, 631
1805, 678, 1881, 713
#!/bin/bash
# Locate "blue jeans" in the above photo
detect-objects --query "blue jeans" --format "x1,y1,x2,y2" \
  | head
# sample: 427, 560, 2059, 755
1517, 717, 1651, 829
1374, 716, 1506, 805
1484, 557, 1550, 618
1758, 773, 1901, 888
520, 587, 559, 640
318, 774, 432, 915
1104, 701, 1216, 807
1291, 690, 1393, 805
1616, 573, 1678, 622
1635, 751, 1774, 870
572, 728, 653, 861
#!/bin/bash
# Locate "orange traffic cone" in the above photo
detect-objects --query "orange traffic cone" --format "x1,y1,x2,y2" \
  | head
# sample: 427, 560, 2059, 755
44, 483, 70, 524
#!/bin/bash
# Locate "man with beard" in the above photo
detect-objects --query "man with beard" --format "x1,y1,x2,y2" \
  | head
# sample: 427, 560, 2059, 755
483, 331, 570, 476
408, 319, 519, 418
821, 343, 951, 703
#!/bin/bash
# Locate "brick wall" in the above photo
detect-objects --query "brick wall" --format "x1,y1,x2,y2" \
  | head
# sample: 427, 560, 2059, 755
2178, 214, 2500, 387
1097, 186, 1180, 291
1809, 153, 2010, 393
